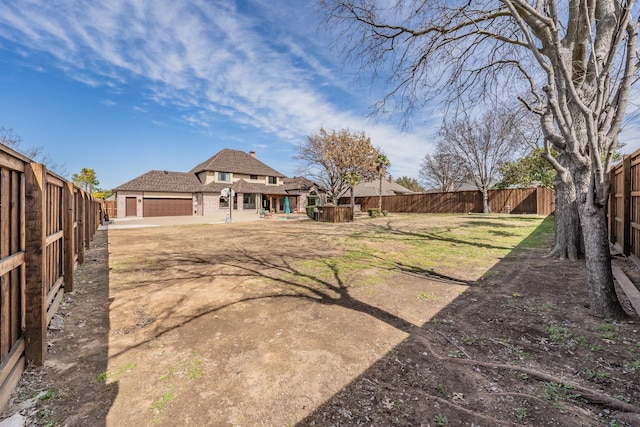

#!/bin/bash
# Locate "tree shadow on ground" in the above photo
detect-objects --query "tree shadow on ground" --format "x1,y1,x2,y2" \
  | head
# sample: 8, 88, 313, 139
109, 243, 437, 359
363, 220, 516, 251
297, 216, 640, 426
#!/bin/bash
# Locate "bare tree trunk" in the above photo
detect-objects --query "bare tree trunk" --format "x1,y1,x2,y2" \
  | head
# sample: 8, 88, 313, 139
546, 155, 582, 260
378, 175, 383, 210
579, 204, 625, 318
573, 166, 625, 319
350, 186, 355, 210
481, 187, 490, 213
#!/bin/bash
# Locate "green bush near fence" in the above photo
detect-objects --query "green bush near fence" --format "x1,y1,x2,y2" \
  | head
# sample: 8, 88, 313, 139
306, 206, 316, 219
368, 208, 381, 217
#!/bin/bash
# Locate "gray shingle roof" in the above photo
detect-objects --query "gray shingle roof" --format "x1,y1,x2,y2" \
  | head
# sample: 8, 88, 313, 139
232, 179, 288, 195
283, 176, 327, 195
284, 176, 314, 191
113, 149, 292, 195
340, 180, 415, 198
190, 149, 285, 177
113, 170, 204, 192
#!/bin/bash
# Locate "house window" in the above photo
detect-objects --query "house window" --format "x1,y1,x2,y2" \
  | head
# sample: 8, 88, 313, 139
218, 172, 230, 182
250, 175, 258, 180
243, 193, 256, 209
268, 176, 277, 184
219, 196, 229, 208
308, 191, 318, 206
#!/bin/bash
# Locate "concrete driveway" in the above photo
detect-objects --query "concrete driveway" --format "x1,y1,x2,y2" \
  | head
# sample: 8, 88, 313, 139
100, 211, 308, 229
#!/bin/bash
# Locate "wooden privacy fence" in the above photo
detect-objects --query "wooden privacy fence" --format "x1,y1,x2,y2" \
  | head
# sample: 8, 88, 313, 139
342, 186, 554, 216
103, 199, 116, 220
314, 206, 354, 223
609, 152, 640, 262
0, 144, 100, 410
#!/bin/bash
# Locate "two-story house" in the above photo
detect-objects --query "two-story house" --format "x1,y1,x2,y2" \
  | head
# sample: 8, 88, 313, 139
113, 149, 290, 218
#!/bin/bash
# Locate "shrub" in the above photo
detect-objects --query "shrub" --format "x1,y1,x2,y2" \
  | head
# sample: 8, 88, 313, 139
368, 208, 381, 217
382, 210, 389, 216
306, 206, 316, 219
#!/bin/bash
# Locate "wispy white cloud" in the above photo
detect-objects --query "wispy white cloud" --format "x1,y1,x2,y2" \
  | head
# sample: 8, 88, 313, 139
0, 0, 436, 178
100, 99, 117, 107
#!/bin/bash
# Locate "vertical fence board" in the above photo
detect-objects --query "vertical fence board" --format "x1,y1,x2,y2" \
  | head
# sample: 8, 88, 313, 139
63, 182, 74, 293
20, 175, 25, 336
10, 170, 21, 345
77, 192, 85, 264
84, 192, 90, 251
1, 168, 10, 358
622, 156, 632, 256
630, 153, 640, 260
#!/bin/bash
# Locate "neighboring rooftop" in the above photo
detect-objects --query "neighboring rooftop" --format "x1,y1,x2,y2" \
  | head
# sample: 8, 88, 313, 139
113, 170, 204, 192
341, 179, 414, 198
190, 149, 286, 177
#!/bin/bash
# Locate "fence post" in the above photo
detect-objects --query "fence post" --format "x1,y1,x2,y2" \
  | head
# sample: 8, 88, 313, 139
622, 155, 632, 256
24, 162, 47, 366
63, 182, 75, 293
84, 192, 91, 251
77, 191, 85, 264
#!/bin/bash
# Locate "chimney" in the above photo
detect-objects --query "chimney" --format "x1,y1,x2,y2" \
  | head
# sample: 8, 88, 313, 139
387, 175, 394, 183
249, 151, 256, 158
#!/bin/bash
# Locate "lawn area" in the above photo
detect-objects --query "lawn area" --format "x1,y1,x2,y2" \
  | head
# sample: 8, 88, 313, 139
2, 213, 639, 427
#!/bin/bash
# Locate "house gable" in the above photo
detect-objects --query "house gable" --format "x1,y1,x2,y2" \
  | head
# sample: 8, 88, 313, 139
190, 149, 285, 180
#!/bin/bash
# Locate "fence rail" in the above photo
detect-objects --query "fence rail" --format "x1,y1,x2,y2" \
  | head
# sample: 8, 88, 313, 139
340, 186, 555, 216
0, 144, 100, 411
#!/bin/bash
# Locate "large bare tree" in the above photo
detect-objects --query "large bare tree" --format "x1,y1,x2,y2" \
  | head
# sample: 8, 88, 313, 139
321, 0, 638, 318
296, 128, 379, 204
438, 109, 527, 212
395, 176, 425, 192
419, 149, 466, 193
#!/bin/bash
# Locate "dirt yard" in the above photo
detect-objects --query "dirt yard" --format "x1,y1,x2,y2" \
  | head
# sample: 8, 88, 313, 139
2, 214, 639, 426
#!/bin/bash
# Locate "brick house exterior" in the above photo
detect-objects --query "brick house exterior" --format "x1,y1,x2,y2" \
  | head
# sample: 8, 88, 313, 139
113, 149, 310, 218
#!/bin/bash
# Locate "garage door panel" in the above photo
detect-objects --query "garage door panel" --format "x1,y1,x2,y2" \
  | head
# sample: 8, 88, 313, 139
143, 198, 192, 217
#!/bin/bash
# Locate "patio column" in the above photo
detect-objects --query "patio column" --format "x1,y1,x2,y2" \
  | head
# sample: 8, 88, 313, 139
237, 192, 244, 212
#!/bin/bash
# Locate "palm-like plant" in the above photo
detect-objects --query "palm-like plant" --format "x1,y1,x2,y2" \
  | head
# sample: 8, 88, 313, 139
375, 154, 390, 210
345, 170, 360, 213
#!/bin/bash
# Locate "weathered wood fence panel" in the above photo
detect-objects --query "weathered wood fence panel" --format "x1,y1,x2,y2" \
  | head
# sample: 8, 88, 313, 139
0, 149, 26, 411
0, 144, 100, 411
315, 206, 353, 223
342, 187, 554, 216
609, 152, 640, 262
103, 200, 116, 219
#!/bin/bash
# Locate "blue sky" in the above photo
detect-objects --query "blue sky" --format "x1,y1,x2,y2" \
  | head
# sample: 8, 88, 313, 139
0, 0, 437, 190
1, 1, 638, 191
